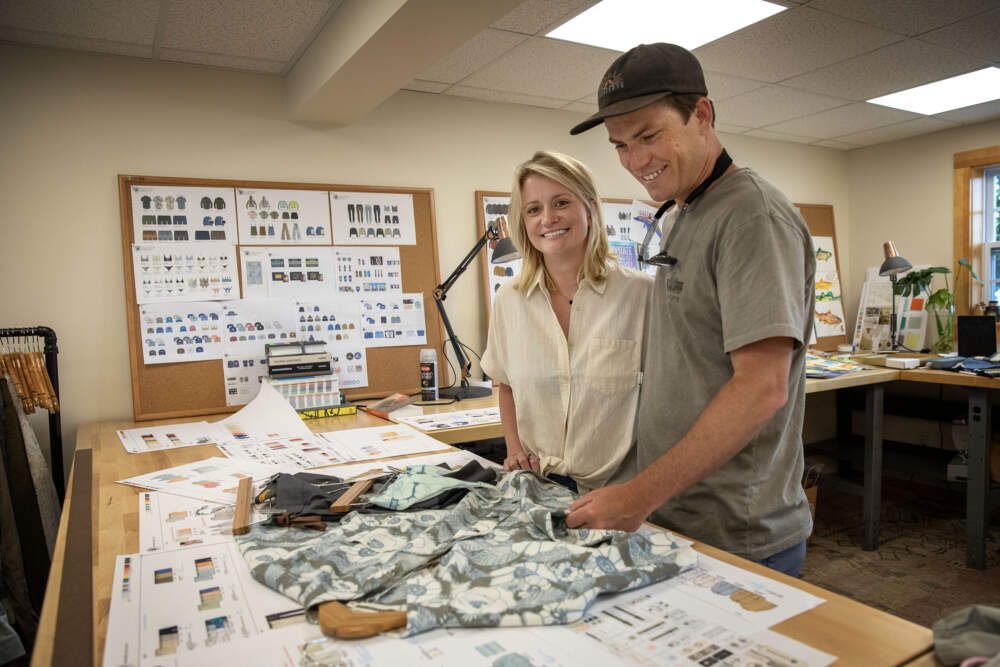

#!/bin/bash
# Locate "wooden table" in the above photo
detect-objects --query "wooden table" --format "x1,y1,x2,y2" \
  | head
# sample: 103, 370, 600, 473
897, 368, 1000, 569
34, 405, 935, 666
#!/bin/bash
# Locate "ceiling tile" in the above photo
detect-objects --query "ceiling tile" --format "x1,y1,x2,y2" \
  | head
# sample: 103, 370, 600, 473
563, 100, 597, 114
715, 85, 849, 127
159, 48, 285, 73
744, 128, 821, 144
703, 71, 767, 101
0, 0, 159, 43
0, 27, 153, 57
403, 80, 450, 94
716, 123, 752, 135
491, 0, 599, 35
446, 85, 569, 109
782, 38, 992, 101
161, 0, 329, 62
815, 139, 861, 150
935, 98, 1000, 125
834, 116, 960, 146
919, 8, 1000, 63
460, 37, 617, 100
693, 6, 902, 82
764, 102, 920, 138
416, 28, 527, 84
807, 0, 996, 36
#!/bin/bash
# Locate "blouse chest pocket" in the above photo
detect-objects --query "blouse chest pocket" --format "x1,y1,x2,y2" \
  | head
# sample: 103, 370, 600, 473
584, 338, 640, 395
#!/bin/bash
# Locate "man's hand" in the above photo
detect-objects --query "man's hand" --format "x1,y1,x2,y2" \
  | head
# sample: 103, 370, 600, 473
566, 482, 651, 532
504, 447, 540, 473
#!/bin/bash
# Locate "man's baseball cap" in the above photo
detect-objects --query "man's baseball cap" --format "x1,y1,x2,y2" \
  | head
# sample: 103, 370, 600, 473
569, 43, 708, 135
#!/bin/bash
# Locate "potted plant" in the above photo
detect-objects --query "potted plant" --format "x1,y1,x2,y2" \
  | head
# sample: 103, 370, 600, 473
893, 258, 983, 353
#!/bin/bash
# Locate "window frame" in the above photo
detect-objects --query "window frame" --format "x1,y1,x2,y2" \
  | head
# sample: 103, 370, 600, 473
953, 145, 1000, 315
982, 166, 1000, 303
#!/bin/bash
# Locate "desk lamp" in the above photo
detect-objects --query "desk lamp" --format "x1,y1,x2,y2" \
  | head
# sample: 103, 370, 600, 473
432, 218, 519, 399
878, 241, 912, 352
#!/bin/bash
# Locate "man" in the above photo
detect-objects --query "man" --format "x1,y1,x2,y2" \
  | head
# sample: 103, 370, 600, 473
565, 43, 815, 577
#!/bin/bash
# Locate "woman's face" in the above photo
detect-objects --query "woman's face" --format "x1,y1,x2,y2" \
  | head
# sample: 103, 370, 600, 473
520, 173, 590, 264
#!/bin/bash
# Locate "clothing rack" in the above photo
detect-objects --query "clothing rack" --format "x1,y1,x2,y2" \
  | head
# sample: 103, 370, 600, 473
0, 327, 64, 502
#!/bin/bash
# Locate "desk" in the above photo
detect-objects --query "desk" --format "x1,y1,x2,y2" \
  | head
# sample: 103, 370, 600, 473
35, 409, 933, 666
897, 368, 1000, 569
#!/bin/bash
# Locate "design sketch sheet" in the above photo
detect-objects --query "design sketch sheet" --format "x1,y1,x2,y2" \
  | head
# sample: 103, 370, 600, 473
117, 457, 283, 505
132, 243, 239, 304
360, 293, 427, 347
331, 191, 416, 245
316, 424, 451, 463
235, 188, 330, 245
138, 491, 268, 553
333, 246, 402, 295
139, 302, 224, 365
131, 185, 236, 245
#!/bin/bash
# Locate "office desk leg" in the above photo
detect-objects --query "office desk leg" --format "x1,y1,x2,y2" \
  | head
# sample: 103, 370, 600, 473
967, 387, 990, 570
863, 384, 883, 551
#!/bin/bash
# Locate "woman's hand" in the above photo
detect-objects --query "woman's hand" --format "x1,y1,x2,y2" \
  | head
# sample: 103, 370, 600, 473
504, 447, 541, 473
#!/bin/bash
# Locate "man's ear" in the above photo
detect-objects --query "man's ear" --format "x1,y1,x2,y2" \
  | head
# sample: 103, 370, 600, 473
694, 96, 714, 130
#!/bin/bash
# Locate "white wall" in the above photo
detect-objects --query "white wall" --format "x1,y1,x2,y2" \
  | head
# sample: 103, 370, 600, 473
1, 43, 856, 479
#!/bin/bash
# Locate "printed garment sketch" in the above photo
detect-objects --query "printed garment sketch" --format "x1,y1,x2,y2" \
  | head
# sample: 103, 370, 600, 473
236, 471, 696, 636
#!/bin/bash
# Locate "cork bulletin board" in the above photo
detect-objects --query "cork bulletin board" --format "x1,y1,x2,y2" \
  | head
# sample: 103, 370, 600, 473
119, 175, 445, 421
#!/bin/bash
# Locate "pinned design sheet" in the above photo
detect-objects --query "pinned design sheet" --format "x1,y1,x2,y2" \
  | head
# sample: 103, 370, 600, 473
294, 298, 362, 345
331, 191, 416, 246
138, 491, 268, 553
327, 339, 369, 389
140, 302, 224, 364
132, 185, 236, 245
221, 346, 269, 407
236, 188, 330, 245
219, 299, 298, 346
133, 243, 239, 304
333, 246, 402, 294
263, 246, 336, 300
102, 544, 304, 667
360, 293, 427, 347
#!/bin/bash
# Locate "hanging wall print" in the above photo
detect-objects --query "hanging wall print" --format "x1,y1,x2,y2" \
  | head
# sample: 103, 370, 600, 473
131, 185, 236, 244
333, 246, 402, 295
260, 246, 336, 300
294, 299, 362, 345
359, 293, 427, 348
330, 192, 416, 245
811, 236, 846, 338
140, 302, 224, 365
235, 188, 331, 245
480, 195, 521, 314
132, 243, 239, 304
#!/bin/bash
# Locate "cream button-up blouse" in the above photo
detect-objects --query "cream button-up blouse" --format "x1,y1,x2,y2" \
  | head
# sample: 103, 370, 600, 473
481, 262, 653, 490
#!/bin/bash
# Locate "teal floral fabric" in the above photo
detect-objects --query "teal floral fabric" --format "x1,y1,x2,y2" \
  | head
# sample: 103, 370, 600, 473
369, 463, 497, 510
235, 470, 696, 636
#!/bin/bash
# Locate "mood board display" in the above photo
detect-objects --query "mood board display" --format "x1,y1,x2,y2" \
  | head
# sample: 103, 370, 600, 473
121, 175, 445, 421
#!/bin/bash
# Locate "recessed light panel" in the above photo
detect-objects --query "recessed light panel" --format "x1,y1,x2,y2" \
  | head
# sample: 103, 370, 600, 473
867, 68, 1000, 115
546, 0, 786, 52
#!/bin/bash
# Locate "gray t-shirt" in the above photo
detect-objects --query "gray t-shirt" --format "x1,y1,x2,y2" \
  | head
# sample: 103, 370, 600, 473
633, 167, 816, 561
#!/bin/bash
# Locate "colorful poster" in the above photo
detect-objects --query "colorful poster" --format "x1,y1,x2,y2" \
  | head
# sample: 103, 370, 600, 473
261, 246, 336, 300
294, 298, 363, 346
359, 293, 427, 348
330, 192, 416, 245
133, 243, 239, 304
139, 302, 225, 365
131, 185, 236, 245
811, 236, 846, 338
332, 246, 402, 295
481, 195, 520, 313
235, 188, 330, 245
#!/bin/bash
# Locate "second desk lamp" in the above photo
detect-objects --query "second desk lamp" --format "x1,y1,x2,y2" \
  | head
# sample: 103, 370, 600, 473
878, 241, 912, 352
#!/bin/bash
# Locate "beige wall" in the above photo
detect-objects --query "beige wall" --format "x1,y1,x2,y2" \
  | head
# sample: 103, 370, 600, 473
28, 40, 1000, 479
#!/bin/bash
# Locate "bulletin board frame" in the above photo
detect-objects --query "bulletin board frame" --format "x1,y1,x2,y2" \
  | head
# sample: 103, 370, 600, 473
119, 174, 445, 422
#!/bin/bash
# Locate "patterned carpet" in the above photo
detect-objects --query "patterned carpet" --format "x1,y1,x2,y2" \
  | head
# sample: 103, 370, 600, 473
800, 480, 1000, 628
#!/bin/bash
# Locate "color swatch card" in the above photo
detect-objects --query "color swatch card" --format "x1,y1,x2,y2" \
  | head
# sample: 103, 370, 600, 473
359, 293, 427, 348
236, 188, 331, 245
330, 191, 416, 245
102, 543, 305, 667
333, 246, 402, 295
221, 345, 269, 407
131, 185, 236, 245
262, 246, 336, 300
481, 195, 520, 312
138, 490, 268, 553
132, 243, 239, 304
294, 298, 362, 345
117, 457, 283, 505
117, 421, 229, 454
140, 302, 225, 364
393, 407, 501, 432
315, 424, 450, 463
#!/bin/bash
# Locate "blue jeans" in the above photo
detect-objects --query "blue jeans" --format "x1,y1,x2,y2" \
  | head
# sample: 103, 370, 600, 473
755, 540, 806, 577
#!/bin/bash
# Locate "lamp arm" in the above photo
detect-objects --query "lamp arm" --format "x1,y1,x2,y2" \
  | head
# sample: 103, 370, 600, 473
433, 294, 470, 384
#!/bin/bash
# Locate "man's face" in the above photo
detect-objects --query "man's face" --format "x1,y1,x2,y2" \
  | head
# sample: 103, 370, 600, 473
604, 100, 711, 203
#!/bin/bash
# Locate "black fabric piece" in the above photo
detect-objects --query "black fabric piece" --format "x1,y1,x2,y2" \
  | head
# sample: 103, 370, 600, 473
0, 382, 49, 616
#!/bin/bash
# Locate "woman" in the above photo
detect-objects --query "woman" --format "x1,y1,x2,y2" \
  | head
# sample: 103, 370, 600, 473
480, 150, 653, 494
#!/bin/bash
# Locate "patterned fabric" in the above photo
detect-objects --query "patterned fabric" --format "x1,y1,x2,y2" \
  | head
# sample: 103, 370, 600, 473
369, 464, 497, 511
236, 471, 696, 636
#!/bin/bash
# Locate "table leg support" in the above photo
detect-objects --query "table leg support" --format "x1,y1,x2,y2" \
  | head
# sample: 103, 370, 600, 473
966, 387, 990, 570
863, 384, 884, 551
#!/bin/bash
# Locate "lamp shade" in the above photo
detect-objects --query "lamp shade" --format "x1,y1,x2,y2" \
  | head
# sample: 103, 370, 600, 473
490, 237, 519, 264
878, 241, 911, 276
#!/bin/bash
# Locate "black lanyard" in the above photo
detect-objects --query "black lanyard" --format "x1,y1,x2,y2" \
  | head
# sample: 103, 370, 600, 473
640, 149, 733, 267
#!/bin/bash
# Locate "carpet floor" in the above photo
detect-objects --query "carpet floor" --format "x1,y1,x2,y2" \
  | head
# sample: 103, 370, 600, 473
800, 479, 1000, 629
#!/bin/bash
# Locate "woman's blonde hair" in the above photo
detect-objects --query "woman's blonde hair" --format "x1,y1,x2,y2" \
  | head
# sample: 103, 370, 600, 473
508, 150, 610, 291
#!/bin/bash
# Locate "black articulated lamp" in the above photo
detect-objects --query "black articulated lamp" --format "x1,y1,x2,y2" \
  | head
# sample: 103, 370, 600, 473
433, 218, 519, 399
878, 241, 912, 352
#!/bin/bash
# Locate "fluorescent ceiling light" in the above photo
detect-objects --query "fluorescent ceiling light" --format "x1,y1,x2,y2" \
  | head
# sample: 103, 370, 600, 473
546, 0, 786, 52
868, 67, 1000, 115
